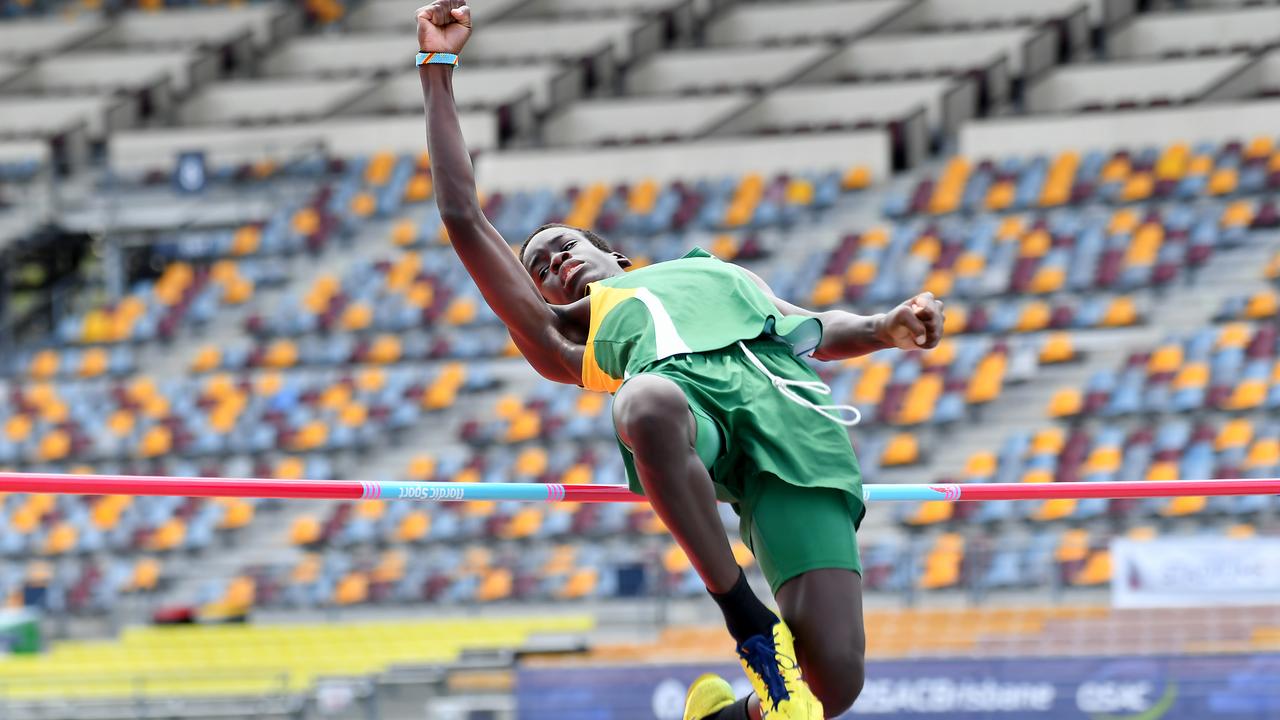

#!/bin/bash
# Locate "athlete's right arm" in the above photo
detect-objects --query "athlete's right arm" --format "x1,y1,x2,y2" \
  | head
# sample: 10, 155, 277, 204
416, 2, 581, 383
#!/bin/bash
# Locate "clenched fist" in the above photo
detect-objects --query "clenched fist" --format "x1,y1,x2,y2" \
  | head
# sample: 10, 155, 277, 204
880, 292, 945, 351
416, 0, 472, 55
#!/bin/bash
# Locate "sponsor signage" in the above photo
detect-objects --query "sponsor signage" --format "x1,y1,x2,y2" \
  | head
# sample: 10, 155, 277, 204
1111, 538, 1280, 608
517, 654, 1280, 719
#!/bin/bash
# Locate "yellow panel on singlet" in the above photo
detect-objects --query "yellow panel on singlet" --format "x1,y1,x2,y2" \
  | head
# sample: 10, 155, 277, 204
581, 284, 637, 394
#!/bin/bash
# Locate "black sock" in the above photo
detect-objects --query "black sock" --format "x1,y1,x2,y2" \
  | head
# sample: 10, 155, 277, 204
708, 568, 778, 644
707, 697, 751, 720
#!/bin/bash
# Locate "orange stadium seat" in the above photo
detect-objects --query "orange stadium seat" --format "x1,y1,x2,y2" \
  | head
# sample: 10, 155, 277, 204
392, 218, 420, 246
628, 180, 659, 213
5, 415, 31, 444
854, 362, 891, 405
396, 512, 430, 543
1224, 379, 1266, 410
129, 558, 162, 593
1047, 387, 1083, 417
965, 354, 1006, 404
148, 519, 186, 552
845, 259, 878, 286
1021, 469, 1053, 484
1228, 523, 1257, 539
1102, 297, 1139, 327
1215, 418, 1254, 450
1019, 229, 1051, 258
1032, 498, 1077, 522
923, 269, 953, 297
810, 276, 843, 306
1072, 550, 1112, 586
1161, 495, 1206, 517
897, 374, 942, 425
231, 226, 261, 256
841, 165, 871, 191
918, 533, 964, 589
1032, 428, 1066, 455
1208, 168, 1238, 195
477, 569, 514, 602
964, 451, 997, 480
218, 499, 255, 530
558, 569, 599, 600
1243, 290, 1278, 319
334, 573, 369, 605
985, 181, 1014, 210
1121, 173, 1154, 202
190, 345, 221, 373
904, 500, 952, 527
356, 500, 385, 521
503, 508, 543, 540
1055, 530, 1090, 563
880, 433, 919, 466
1245, 438, 1280, 470
42, 522, 77, 556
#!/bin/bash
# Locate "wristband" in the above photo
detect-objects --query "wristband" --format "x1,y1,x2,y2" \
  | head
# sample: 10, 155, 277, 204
416, 52, 459, 67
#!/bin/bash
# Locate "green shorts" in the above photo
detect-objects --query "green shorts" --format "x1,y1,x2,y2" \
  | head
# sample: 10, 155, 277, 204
615, 336, 865, 593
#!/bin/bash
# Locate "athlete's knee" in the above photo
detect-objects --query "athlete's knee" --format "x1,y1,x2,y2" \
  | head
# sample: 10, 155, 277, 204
612, 375, 690, 449
805, 645, 864, 714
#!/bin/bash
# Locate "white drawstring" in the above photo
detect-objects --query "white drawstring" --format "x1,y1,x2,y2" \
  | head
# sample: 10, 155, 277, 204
737, 341, 862, 427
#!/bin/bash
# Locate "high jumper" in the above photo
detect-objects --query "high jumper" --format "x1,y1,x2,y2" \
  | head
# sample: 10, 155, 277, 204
415, 1, 946, 716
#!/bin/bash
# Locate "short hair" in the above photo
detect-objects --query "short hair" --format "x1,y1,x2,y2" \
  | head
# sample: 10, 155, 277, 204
519, 223, 613, 264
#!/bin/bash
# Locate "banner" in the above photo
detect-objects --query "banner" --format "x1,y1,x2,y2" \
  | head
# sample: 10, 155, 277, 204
1111, 537, 1280, 608
517, 654, 1280, 719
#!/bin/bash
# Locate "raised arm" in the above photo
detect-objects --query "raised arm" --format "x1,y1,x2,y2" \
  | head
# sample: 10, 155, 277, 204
417, 1, 581, 383
736, 266, 945, 361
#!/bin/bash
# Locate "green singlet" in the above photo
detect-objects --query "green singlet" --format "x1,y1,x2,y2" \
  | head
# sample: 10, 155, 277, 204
581, 248, 865, 593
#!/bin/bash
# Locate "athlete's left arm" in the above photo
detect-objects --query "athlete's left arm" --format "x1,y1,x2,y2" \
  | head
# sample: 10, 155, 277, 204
736, 266, 945, 361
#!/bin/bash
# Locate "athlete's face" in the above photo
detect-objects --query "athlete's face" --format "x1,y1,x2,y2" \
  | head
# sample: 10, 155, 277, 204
522, 227, 629, 304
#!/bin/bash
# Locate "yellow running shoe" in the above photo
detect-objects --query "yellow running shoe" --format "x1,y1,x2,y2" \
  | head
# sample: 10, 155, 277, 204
737, 621, 823, 719
684, 674, 736, 720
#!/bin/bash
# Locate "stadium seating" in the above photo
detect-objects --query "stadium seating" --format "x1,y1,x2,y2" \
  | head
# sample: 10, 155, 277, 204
5, 168, 1278, 609
543, 604, 1280, 663
4, 9, 1280, 714
0, 360, 491, 465
813, 201, 1251, 306
0, 555, 166, 615
0, 615, 592, 699
1049, 321, 1280, 417
887, 141, 1280, 215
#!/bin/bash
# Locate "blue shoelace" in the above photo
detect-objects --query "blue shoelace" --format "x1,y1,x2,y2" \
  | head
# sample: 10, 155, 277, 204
738, 634, 794, 702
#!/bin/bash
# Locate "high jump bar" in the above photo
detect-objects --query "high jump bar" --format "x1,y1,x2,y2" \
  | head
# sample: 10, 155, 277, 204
0, 473, 1278, 503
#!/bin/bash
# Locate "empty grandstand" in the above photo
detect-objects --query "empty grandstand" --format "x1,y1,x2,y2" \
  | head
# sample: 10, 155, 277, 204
1, 0, 1279, 718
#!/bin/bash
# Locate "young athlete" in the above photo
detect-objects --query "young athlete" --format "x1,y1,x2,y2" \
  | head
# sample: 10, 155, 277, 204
415, 3, 945, 717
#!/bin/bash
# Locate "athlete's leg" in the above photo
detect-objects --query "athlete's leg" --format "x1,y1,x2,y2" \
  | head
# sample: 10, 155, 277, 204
738, 475, 865, 719
775, 569, 866, 715
620, 357, 827, 719
612, 374, 739, 593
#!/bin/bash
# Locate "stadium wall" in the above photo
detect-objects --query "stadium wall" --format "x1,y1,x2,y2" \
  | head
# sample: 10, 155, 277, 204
473, 130, 892, 192
108, 114, 498, 173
